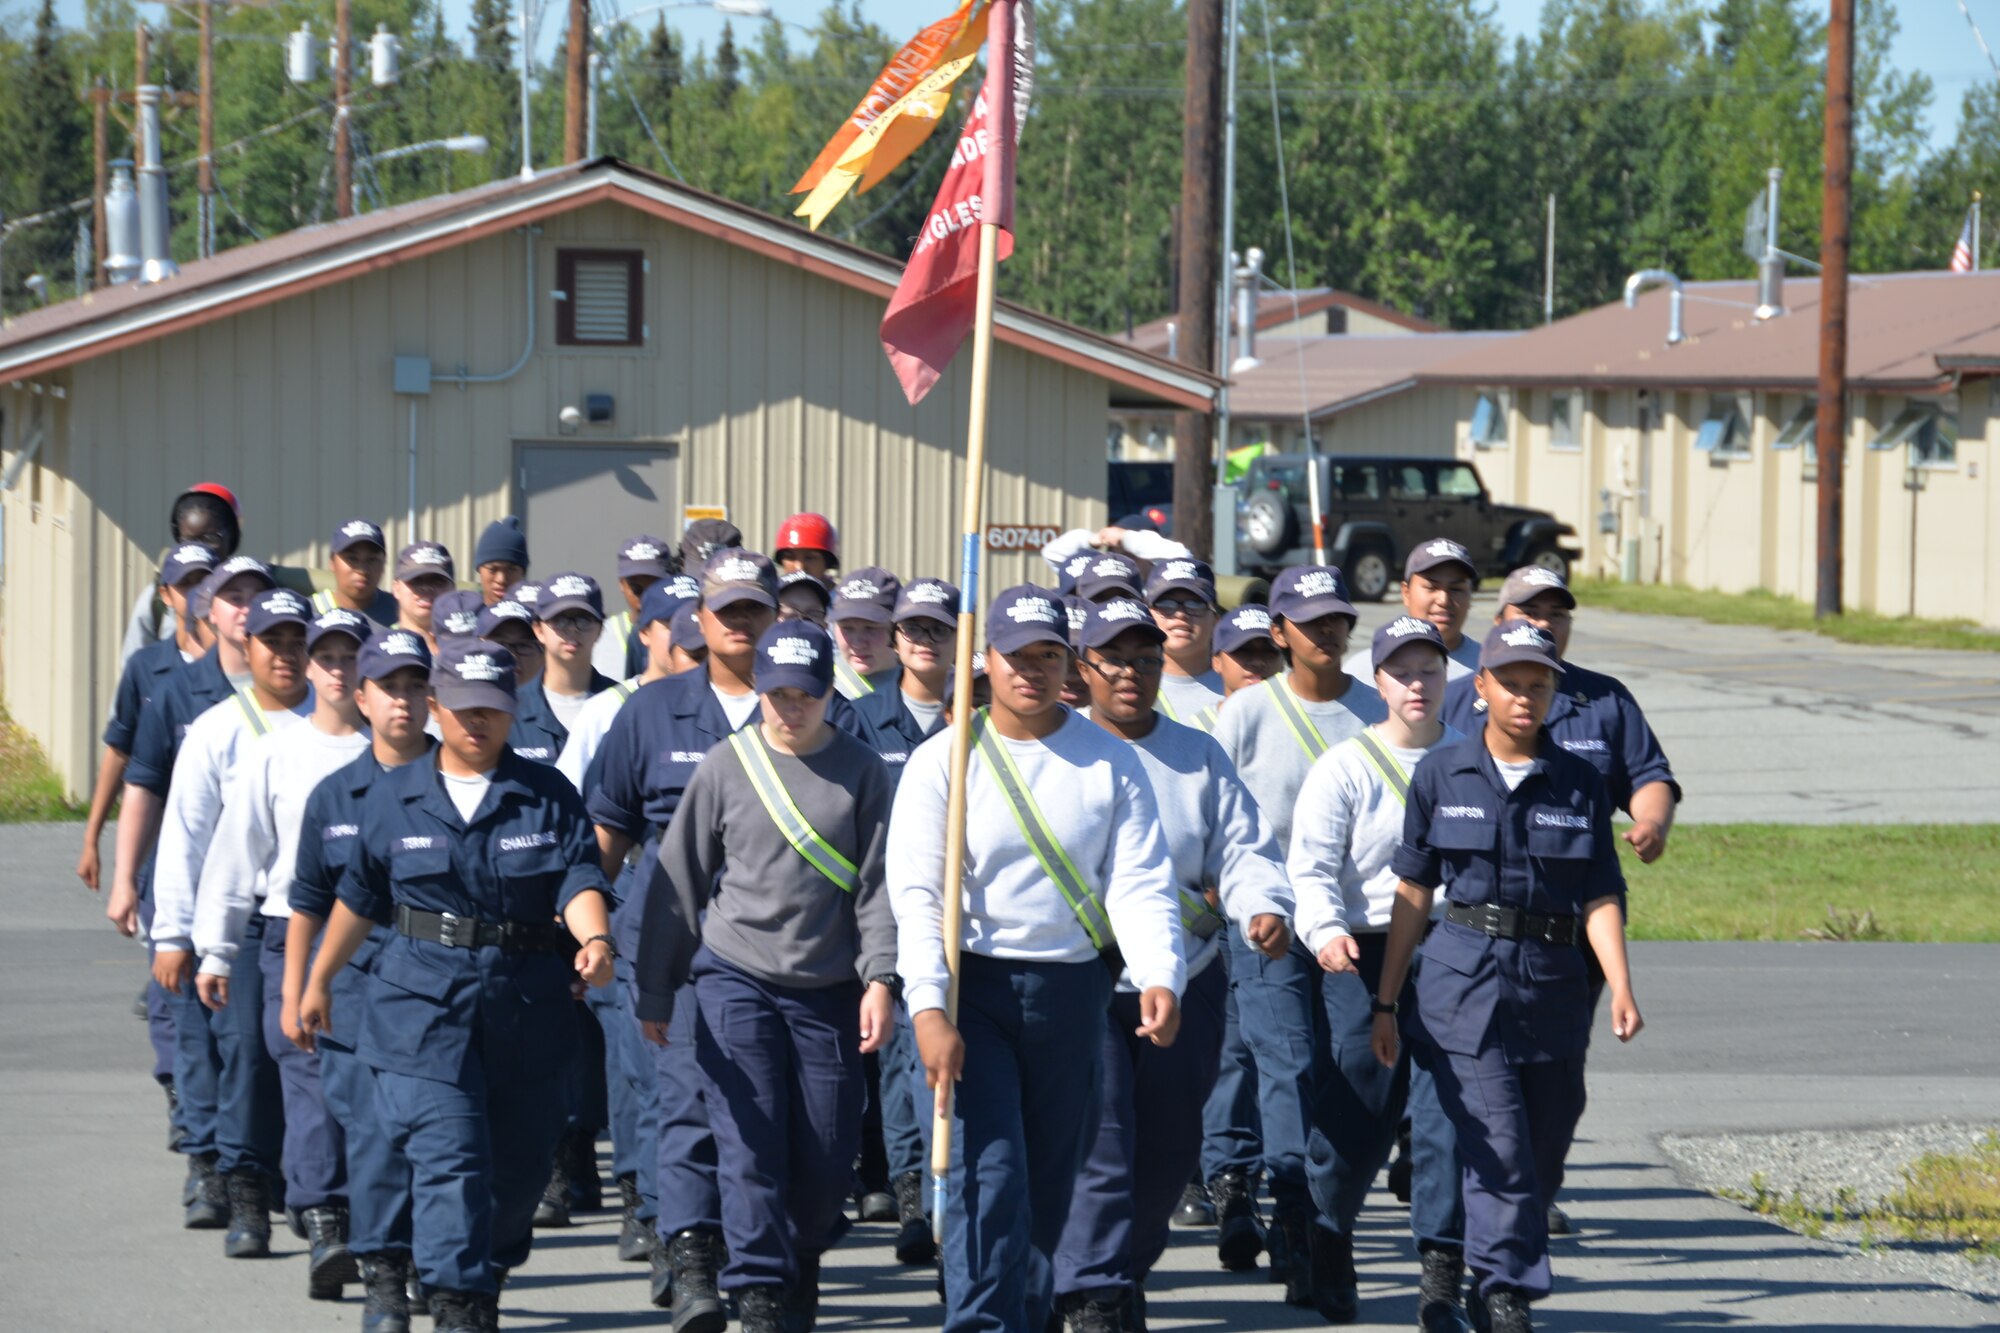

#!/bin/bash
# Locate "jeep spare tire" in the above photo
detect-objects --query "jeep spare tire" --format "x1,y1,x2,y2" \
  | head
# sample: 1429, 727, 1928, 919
1522, 543, 1570, 579
1244, 491, 1296, 556
1347, 547, 1393, 602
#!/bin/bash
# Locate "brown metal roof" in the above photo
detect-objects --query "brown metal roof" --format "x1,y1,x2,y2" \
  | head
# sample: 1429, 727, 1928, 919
1114, 287, 1439, 357
1226, 333, 1514, 419
1417, 270, 2000, 393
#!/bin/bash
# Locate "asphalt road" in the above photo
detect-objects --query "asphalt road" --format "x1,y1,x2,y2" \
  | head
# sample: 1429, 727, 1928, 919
1350, 597, 2000, 824
3, 824, 1995, 1330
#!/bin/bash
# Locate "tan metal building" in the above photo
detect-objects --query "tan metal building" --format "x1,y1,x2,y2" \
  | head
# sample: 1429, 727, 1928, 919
0, 158, 1213, 798
1420, 270, 2000, 624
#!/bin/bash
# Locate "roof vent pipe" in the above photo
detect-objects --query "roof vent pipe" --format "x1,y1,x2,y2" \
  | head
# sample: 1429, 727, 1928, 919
136, 86, 178, 284
104, 160, 142, 285
1233, 247, 1264, 371
1624, 269, 1684, 346
1756, 166, 1784, 321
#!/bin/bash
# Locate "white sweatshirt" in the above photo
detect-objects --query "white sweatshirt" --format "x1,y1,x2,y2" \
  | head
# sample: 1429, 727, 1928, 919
193, 721, 371, 977
1039, 527, 1192, 577
151, 688, 314, 955
1212, 674, 1386, 854
1288, 724, 1462, 949
886, 708, 1185, 1015
555, 676, 640, 792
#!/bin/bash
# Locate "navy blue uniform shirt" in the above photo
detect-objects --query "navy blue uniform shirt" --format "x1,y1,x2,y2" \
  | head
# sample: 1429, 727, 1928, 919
1392, 730, 1626, 1063
849, 671, 947, 786
103, 638, 187, 755
510, 670, 616, 765
125, 646, 235, 795
335, 750, 608, 1085
1442, 659, 1679, 813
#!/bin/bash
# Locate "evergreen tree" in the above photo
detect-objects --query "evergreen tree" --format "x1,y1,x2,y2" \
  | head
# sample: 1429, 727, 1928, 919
715, 21, 740, 108
7, 0, 90, 299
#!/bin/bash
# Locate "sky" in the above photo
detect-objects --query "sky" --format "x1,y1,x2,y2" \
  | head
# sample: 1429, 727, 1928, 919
33, 0, 2000, 153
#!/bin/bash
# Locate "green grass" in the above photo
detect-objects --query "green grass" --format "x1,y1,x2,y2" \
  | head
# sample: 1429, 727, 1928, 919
0, 703, 83, 822
1571, 577, 2000, 653
1720, 1136, 2000, 1261
1622, 824, 2000, 942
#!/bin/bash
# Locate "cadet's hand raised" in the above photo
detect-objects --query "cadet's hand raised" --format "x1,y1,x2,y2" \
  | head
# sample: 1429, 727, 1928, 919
1248, 913, 1292, 961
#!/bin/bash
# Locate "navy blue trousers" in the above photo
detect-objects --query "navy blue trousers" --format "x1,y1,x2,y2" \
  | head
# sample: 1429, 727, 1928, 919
930, 953, 1113, 1333
1199, 939, 1262, 1181
172, 914, 281, 1174
1054, 958, 1226, 1296
692, 949, 861, 1290
1425, 1046, 1585, 1303
594, 954, 659, 1223
1226, 928, 1322, 1219
1306, 932, 1463, 1249
139, 896, 177, 1086
259, 926, 345, 1210
316, 932, 413, 1255
878, 1003, 926, 1180
649, 977, 722, 1238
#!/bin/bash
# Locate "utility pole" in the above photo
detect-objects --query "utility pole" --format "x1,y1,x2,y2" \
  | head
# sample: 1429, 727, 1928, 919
92, 78, 109, 285
335, 0, 353, 217
198, 0, 215, 254
1815, 0, 1853, 619
135, 20, 149, 95
1172, 0, 1222, 562
564, 0, 589, 162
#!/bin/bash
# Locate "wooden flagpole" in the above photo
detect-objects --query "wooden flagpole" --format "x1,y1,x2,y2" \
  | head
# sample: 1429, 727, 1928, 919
930, 218, 1002, 1238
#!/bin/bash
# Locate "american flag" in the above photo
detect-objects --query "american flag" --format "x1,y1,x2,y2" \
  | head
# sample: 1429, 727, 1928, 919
1950, 207, 1976, 273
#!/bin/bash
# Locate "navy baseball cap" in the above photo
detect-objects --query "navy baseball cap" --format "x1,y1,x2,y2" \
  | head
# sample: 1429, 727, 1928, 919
395, 542, 455, 584
475, 598, 536, 638
780, 570, 834, 609
1213, 604, 1275, 654
431, 638, 520, 713
1055, 550, 1096, 597
1063, 594, 1089, 648
539, 572, 605, 621
359, 629, 432, 681
1079, 597, 1168, 651
670, 603, 704, 653
1075, 553, 1145, 603
988, 585, 1070, 654
433, 590, 486, 640
1371, 615, 1448, 671
830, 567, 901, 625
753, 621, 836, 699
701, 549, 779, 610
1479, 621, 1565, 674
894, 577, 960, 627
161, 543, 218, 588
1497, 565, 1577, 611
636, 579, 693, 632
1145, 557, 1216, 605
509, 581, 542, 616
245, 588, 311, 637
1405, 537, 1477, 583
331, 518, 387, 556
1270, 565, 1356, 623
203, 555, 278, 597
307, 607, 372, 651
681, 518, 744, 572
616, 535, 672, 582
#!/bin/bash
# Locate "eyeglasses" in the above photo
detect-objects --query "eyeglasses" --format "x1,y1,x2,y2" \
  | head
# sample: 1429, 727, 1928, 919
1082, 654, 1164, 679
1150, 597, 1213, 617
496, 636, 544, 656
896, 620, 952, 644
545, 613, 600, 635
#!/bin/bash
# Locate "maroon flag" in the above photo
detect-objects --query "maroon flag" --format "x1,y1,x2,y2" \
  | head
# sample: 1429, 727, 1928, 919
880, 0, 1033, 406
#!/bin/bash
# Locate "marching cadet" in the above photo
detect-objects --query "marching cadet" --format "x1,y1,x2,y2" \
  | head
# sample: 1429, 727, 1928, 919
636, 620, 898, 1333
1211, 566, 1387, 1304
828, 567, 902, 699
680, 519, 744, 574
1342, 541, 1483, 683
509, 573, 615, 768
1074, 553, 1146, 604
473, 517, 530, 605
778, 570, 834, 627
287, 628, 436, 1333
1145, 558, 1225, 730
120, 482, 242, 666
299, 637, 617, 1333
595, 536, 673, 680
1211, 604, 1284, 699
771, 512, 840, 582
1373, 622, 1643, 1333
439, 590, 495, 646
114, 556, 280, 1225
1289, 617, 1468, 1328
1053, 598, 1293, 1333
558, 577, 699, 791
1442, 565, 1678, 1236
193, 606, 374, 1299
390, 542, 457, 655
316, 519, 402, 626
79, 541, 217, 1134
153, 585, 318, 1257
888, 584, 1186, 1333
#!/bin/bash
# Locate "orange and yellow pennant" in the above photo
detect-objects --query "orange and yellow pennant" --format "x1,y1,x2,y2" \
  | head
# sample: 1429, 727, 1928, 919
793, 0, 991, 231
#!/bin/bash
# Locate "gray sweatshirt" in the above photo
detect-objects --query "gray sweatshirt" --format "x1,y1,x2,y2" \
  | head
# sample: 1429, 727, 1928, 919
1211, 673, 1387, 855
636, 725, 897, 1022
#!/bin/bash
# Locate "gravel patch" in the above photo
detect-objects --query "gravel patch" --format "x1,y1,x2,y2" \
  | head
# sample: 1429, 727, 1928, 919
1661, 1121, 2000, 1302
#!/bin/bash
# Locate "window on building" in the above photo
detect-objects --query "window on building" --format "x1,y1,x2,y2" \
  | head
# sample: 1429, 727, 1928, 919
1773, 398, 1816, 450
1870, 395, 1959, 467
1694, 393, 1751, 459
1434, 463, 1483, 500
1468, 390, 1511, 449
1549, 391, 1580, 451
556, 249, 644, 346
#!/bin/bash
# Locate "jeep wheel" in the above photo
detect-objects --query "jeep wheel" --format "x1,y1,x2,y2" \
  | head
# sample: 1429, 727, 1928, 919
1522, 544, 1570, 580
1348, 547, 1393, 602
1243, 491, 1297, 557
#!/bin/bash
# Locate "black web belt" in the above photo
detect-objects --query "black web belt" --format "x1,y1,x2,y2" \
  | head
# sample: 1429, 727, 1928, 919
1444, 901, 1580, 947
394, 905, 570, 954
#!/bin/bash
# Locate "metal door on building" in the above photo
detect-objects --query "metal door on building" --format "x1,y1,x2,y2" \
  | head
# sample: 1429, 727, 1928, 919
516, 442, 681, 594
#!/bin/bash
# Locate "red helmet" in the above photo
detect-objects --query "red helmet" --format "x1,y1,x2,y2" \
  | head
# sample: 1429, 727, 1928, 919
772, 512, 839, 566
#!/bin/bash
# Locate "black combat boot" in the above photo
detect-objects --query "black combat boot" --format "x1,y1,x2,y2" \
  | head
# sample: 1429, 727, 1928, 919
892, 1171, 935, 1265
163, 1078, 185, 1152
1206, 1169, 1265, 1271
1417, 1246, 1468, 1332
667, 1228, 726, 1333
359, 1252, 414, 1333
184, 1152, 228, 1228
1478, 1289, 1532, 1333
223, 1168, 272, 1258
532, 1147, 571, 1228
564, 1126, 602, 1212
425, 1289, 483, 1332
616, 1174, 650, 1261
736, 1282, 789, 1333
786, 1253, 821, 1333
649, 1232, 673, 1308
1273, 1212, 1313, 1307
1172, 1176, 1216, 1228
1309, 1225, 1359, 1323
1057, 1287, 1124, 1333
304, 1204, 359, 1299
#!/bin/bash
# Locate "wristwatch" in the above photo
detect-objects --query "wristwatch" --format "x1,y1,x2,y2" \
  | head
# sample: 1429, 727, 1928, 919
586, 933, 619, 959
1369, 998, 1399, 1017
866, 972, 903, 999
